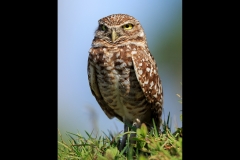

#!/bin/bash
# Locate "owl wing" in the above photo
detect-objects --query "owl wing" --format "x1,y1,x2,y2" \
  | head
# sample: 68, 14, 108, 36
131, 49, 163, 126
87, 57, 123, 122
132, 50, 163, 103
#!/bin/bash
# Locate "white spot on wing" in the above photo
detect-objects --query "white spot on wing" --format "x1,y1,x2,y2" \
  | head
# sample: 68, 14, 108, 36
150, 81, 154, 88
132, 51, 137, 54
153, 93, 158, 98
138, 70, 143, 75
144, 80, 148, 85
149, 67, 153, 77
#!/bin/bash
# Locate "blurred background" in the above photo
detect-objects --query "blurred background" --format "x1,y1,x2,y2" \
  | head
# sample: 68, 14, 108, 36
58, 0, 182, 141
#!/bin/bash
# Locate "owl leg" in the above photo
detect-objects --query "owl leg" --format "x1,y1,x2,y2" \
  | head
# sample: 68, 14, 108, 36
119, 123, 128, 150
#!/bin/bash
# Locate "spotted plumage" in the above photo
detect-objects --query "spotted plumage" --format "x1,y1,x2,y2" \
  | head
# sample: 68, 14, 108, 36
87, 14, 163, 150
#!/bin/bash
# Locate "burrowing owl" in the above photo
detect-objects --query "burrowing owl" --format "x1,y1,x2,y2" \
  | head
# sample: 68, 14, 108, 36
87, 14, 163, 149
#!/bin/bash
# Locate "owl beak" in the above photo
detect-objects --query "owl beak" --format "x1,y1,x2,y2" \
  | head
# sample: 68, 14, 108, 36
111, 30, 118, 42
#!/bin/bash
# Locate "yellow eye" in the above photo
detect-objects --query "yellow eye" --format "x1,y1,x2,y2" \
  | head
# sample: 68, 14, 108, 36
122, 24, 133, 30
101, 25, 107, 31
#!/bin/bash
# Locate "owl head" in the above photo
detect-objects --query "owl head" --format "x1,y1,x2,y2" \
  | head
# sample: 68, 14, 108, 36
92, 14, 146, 47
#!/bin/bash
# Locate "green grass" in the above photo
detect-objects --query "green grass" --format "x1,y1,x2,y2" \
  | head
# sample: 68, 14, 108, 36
58, 112, 182, 160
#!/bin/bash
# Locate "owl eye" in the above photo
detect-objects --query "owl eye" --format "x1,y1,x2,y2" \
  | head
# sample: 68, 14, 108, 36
122, 24, 133, 30
101, 25, 108, 31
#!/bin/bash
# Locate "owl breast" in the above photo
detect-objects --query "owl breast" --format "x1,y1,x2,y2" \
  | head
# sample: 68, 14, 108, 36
89, 45, 151, 122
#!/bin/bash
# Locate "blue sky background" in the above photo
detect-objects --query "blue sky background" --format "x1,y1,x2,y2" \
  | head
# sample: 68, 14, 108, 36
58, 0, 182, 140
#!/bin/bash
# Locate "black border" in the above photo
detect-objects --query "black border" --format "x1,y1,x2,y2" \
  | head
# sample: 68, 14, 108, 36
4, 1, 58, 158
